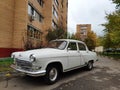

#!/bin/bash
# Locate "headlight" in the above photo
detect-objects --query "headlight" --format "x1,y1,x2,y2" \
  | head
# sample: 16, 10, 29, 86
29, 54, 36, 62
11, 54, 15, 58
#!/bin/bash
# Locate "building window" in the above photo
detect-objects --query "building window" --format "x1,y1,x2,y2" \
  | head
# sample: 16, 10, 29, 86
34, 11, 44, 22
52, 20, 57, 29
81, 30, 87, 35
52, 6, 58, 19
54, 0, 59, 7
28, 4, 44, 23
80, 26, 87, 29
28, 5, 31, 15
37, 0, 44, 7
27, 25, 41, 39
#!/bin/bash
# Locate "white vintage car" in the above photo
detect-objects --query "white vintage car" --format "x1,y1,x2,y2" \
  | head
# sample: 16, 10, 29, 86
11, 39, 98, 84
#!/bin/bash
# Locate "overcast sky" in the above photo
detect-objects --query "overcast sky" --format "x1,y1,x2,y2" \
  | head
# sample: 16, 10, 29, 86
68, 0, 116, 36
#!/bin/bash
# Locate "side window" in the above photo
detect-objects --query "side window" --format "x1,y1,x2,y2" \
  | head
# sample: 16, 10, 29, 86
68, 42, 77, 50
78, 43, 86, 51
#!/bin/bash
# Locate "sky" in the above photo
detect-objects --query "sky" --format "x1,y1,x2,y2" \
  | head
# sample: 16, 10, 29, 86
68, 0, 116, 36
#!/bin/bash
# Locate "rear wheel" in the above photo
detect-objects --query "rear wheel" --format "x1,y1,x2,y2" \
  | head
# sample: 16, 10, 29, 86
44, 65, 59, 85
86, 61, 93, 70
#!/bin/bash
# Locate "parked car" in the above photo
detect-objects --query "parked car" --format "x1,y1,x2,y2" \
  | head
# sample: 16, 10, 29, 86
104, 48, 115, 53
11, 39, 98, 84
116, 48, 120, 53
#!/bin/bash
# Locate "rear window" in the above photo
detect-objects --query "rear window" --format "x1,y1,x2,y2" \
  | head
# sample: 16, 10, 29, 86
78, 43, 86, 51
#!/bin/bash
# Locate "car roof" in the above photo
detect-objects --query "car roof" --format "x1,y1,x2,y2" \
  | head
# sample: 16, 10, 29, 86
53, 39, 85, 44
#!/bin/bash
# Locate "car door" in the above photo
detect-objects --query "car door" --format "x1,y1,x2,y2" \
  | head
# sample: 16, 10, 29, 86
67, 42, 81, 69
78, 42, 88, 65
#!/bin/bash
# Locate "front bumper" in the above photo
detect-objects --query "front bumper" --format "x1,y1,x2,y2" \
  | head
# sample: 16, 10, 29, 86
11, 64, 46, 77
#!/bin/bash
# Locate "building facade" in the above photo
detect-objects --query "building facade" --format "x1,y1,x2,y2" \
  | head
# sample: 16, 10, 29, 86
0, 0, 68, 57
76, 24, 91, 41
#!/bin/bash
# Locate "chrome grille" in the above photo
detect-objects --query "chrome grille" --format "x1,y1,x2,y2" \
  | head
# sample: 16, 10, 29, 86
16, 59, 32, 71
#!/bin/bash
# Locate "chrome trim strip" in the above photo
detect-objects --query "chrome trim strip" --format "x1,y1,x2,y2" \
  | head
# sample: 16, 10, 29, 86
64, 64, 87, 72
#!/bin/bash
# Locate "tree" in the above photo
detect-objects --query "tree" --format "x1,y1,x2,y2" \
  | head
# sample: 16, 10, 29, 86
46, 27, 67, 41
75, 32, 81, 40
112, 0, 120, 8
85, 31, 97, 51
100, 0, 120, 49
46, 29, 57, 41
68, 33, 81, 40
70, 33, 76, 39
103, 34, 113, 49
96, 36, 104, 46
102, 10, 120, 48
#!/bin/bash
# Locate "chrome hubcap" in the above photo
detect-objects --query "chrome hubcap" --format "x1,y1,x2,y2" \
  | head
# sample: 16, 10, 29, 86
49, 68, 58, 81
89, 63, 92, 69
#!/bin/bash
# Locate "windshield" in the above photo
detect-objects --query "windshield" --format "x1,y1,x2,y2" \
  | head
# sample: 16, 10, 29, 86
48, 41, 67, 50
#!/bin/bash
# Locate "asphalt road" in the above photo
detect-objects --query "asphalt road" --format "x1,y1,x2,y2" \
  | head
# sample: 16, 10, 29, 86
0, 56, 120, 90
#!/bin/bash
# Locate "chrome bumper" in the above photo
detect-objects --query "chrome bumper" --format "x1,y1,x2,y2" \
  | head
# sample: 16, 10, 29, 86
11, 64, 46, 77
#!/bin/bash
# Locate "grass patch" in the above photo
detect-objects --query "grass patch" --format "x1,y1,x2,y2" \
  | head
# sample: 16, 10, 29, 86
0, 58, 14, 72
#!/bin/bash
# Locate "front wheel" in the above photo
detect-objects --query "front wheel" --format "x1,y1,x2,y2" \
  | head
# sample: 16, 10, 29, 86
86, 61, 93, 70
44, 66, 59, 85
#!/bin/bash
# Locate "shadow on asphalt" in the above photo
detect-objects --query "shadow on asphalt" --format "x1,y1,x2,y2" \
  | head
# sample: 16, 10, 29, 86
20, 76, 46, 86
17, 66, 99, 86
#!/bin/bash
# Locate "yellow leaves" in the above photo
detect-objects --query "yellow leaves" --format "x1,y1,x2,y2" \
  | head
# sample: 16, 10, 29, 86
5, 73, 11, 77
87, 30, 97, 42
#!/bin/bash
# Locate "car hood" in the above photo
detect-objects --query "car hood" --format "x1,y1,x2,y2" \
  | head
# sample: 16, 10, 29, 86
13, 48, 66, 60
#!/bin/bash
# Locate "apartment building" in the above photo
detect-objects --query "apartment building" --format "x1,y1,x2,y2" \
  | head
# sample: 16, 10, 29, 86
76, 24, 91, 41
0, 0, 68, 57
